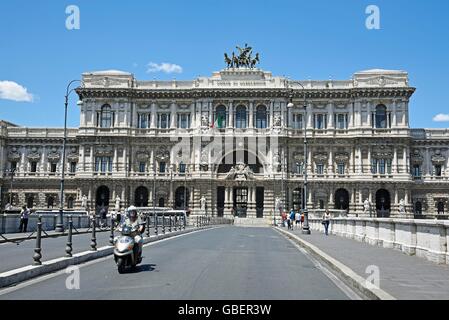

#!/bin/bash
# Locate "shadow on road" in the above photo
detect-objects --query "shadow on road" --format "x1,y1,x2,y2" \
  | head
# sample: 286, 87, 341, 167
128, 264, 156, 273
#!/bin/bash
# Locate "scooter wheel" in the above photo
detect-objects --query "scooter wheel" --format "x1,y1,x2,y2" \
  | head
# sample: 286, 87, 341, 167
117, 258, 126, 274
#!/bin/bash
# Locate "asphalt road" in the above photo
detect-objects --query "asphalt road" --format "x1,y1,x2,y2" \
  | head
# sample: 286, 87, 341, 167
0, 227, 351, 300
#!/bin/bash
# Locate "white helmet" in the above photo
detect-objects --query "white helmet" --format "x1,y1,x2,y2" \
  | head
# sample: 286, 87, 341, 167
127, 205, 137, 212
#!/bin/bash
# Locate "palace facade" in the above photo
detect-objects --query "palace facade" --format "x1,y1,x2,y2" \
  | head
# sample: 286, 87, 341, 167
1, 67, 449, 219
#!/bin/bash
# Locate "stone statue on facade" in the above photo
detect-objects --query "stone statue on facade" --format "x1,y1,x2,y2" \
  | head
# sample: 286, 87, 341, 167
275, 197, 283, 213
115, 196, 121, 211
363, 199, 371, 216
200, 196, 207, 212
399, 199, 406, 214
81, 194, 88, 210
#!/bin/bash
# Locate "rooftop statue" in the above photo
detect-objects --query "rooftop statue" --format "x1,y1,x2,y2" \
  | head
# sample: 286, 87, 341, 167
225, 44, 260, 69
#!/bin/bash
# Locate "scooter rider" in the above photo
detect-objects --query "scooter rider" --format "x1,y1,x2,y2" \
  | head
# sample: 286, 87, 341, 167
122, 206, 145, 262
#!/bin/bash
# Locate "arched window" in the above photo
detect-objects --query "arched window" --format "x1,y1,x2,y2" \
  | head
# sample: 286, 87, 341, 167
158, 197, 165, 207
255, 105, 267, 129
215, 106, 226, 129
414, 201, 422, 214
67, 197, 74, 209
134, 186, 149, 207
235, 105, 247, 128
100, 104, 113, 128
375, 105, 387, 129
47, 196, 54, 209
27, 196, 34, 209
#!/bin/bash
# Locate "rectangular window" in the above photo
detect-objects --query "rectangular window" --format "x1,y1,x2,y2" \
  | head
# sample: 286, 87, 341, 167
413, 164, 421, 178
30, 161, 37, 173
159, 162, 166, 173
314, 114, 327, 129
177, 114, 191, 129
435, 165, 442, 177
295, 162, 304, 174
371, 159, 377, 174
335, 114, 347, 129
70, 162, 77, 173
158, 114, 170, 129
137, 114, 149, 128
179, 163, 186, 173
292, 114, 303, 129
50, 163, 57, 173
95, 157, 112, 173
10, 161, 17, 171
139, 162, 146, 173
337, 163, 345, 175
379, 159, 386, 175
386, 159, 392, 174
316, 164, 324, 175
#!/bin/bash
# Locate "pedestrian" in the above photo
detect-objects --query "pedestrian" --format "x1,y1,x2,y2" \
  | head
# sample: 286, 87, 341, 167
322, 209, 331, 236
281, 211, 287, 227
295, 210, 301, 230
289, 208, 295, 230
300, 211, 305, 228
19, 205, 30, 233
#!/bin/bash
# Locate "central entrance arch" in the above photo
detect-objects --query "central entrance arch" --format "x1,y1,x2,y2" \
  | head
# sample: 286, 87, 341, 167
96, 186, 110, 207
134, 186, 149, 207
233, 187, 248, 217
335, 189, 349, 210
175, 186, 189, 209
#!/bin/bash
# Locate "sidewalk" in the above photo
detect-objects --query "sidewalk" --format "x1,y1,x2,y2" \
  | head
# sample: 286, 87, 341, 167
285, 227, 449, 300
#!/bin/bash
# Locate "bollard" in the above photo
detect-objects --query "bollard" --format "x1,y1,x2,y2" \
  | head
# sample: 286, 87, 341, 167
154, 213, 158, 236
33, 215, 43, 265
169, 215, 172, 232
90, 215, 97, 251
174, 214, 177, 232
65, 215, 73, 257
162, 215, 166, 234
196, 216, 199, 228
146, 214, 150, 237
109, 214, 115, 245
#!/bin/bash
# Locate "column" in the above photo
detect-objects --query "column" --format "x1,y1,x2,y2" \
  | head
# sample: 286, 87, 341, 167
403, 147, 407, 174
366, 102, 372, 128
228, 102, 233, 128
328, 147, 334, 176
269, 101, 274, 127
249, 101, 254, 128
150, 102, 157, 128
90, 146, 94, 172
170, 102, 177, 128
367, 147, 372, 174
393, 147, 398, 173
392, 100, 397, 128
113, 147, 118, 172
327, 102, 334, 129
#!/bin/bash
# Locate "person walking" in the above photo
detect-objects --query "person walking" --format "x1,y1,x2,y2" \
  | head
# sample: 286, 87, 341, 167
295, 210, 301, 230
289, 209, 295, 230
300, 211, 305, 228
19, 205, 31, 233
322, 209, 331, 236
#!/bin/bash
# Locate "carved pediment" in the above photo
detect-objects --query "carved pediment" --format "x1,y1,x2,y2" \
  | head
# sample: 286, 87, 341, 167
431, 151, 446, 165
136, 151, 149, 162
27, 147, 41, 161
334, 152, 350, 163
410, 150, 424, 164
372, 146, 393, 159
292, 152, 304, 162
8, 147, 21, 161
155, 146, 170, 161
225, 162, 254, 181
95, 145, 113, 157
67, 147, 79, 162
47, 147, 61, 163
313, 152, 328, 164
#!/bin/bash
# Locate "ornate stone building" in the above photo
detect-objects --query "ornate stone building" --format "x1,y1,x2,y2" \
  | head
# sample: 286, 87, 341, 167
1, 67, 448, 218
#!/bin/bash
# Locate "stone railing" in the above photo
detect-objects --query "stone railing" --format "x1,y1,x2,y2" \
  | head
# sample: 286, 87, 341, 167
308, 217, 449, 265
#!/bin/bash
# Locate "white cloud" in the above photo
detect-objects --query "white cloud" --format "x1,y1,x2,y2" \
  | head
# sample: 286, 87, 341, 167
433, 113, 449, 122
146, 62, 183, 74
0, 81, 34, 102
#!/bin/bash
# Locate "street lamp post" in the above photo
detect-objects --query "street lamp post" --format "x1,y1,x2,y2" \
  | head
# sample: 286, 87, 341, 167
287, 80, 311, 235
56, 80, 83, 232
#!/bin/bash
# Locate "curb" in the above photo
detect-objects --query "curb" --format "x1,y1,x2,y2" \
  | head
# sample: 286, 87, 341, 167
274, 227, 396, 300
0, 226, 212, 289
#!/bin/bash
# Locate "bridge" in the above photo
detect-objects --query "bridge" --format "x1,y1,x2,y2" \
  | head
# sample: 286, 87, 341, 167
0, 213, 448, 300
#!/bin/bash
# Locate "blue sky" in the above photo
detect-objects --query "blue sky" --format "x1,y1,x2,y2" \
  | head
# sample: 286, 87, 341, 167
0, 0, 449, 128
